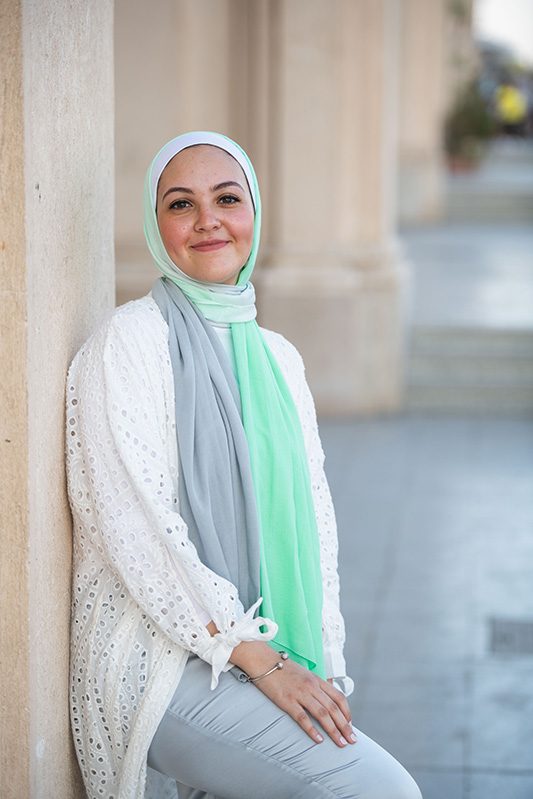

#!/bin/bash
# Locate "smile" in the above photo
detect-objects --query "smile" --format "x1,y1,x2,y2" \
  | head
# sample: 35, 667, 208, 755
191, 240, 228, 252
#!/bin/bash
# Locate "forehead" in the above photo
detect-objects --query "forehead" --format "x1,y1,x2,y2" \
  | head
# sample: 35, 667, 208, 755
151, 135, 257, 210
158, 145, 246, 189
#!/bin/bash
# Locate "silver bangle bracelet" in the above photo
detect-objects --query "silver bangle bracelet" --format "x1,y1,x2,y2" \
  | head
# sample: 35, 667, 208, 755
238, 651, 289, 684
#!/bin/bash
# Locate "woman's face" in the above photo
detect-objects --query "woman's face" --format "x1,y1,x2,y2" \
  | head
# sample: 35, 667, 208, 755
156, 144, 255, 286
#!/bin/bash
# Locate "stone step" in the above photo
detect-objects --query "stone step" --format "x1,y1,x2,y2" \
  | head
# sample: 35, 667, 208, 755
483, 140, 533, 165
408, 327, 533, 358
406, 384, 533, 413
445, 139, 533, 223
406, 326, 533, 412
410, 356, 533, 383
446, 191, 533, 223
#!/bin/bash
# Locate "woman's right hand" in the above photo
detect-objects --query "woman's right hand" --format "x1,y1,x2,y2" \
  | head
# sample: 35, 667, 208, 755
228, 640, 356, 748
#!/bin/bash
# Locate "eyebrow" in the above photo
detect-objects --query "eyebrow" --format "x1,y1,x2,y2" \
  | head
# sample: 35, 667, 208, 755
161, 180, 245, 201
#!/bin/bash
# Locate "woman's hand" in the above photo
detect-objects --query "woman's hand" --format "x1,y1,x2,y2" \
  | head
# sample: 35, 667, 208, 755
229, 640, 355, 748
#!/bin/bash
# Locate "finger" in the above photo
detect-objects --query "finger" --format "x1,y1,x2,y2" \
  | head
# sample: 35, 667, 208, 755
303, 697, 352, 748
289, 706, 325, 745
330, 700, 357, 744
321, 680, 353, 724
305, 693, 356, 746
292, 672, 355, 745
312, 687, 357, 745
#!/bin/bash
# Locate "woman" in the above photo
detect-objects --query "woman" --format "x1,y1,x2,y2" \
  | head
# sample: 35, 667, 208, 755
66, 131, 422, 799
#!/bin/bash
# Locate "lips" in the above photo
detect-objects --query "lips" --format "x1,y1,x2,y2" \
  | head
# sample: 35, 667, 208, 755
191, 239, 229, 252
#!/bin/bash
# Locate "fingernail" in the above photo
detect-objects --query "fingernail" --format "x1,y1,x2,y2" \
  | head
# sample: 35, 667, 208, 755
316, 733, 323, 743
339, 736, 348, 746
350, 732, 357, 742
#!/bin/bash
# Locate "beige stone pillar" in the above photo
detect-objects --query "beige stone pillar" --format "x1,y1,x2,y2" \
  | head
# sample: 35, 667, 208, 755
0, 1, 114, 797
254, 0, 408, 414
115, 0, 253, 304
397, 0, 447, 224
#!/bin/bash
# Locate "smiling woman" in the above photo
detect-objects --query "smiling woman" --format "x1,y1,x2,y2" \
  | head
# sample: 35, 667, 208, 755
156, 145, 255, 286
65, 130, 423, 799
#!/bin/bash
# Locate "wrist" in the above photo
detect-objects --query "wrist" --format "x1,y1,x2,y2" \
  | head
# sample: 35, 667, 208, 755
242, 651, 289, 684
229, 640, 278, 673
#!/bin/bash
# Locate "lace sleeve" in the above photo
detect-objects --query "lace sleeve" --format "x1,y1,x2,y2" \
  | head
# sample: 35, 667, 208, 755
66, 307, 276, 688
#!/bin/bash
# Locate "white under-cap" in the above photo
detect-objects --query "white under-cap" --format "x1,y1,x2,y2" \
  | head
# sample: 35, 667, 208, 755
150, 130, 257, 212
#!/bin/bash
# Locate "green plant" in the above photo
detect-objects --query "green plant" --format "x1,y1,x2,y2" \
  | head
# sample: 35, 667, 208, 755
444, 79, 496, 161
447, 0, 470, 24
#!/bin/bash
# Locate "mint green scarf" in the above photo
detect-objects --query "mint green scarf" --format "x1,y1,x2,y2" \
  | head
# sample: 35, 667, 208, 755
144, 131, 325, 678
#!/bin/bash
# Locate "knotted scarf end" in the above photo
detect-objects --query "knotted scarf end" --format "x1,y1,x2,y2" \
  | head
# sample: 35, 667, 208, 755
209, 597, 278, 690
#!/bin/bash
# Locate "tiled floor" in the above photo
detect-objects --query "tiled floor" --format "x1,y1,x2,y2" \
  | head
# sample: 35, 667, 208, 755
319, 414, 533, 799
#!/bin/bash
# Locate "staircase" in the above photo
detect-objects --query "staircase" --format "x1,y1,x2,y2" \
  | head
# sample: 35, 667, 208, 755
447, 188, 533, 223
404, 140, 533, 413
447, 140, 533, 224
405, 326, 533, 413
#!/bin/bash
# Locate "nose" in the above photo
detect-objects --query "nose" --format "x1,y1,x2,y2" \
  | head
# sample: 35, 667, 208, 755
194, 204, 221, 232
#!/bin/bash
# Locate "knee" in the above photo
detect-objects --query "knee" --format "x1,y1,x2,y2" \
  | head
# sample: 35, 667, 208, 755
359, 761, 423, 799
398, 773, 423, 799
379, 770, 423, 799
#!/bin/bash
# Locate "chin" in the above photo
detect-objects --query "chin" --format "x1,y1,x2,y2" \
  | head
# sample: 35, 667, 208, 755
205, 266, 241, 285
215, 274, 239, 286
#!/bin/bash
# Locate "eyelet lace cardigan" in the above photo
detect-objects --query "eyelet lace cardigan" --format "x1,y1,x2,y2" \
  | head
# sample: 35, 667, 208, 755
65, 291, 351, 799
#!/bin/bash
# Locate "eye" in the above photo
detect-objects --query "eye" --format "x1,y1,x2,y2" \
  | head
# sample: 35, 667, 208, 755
168, 199, 192, 210
218, 194, 240, 205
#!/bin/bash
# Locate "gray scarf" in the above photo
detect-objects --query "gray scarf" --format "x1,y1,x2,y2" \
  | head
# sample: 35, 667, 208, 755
151, 277, 261, 613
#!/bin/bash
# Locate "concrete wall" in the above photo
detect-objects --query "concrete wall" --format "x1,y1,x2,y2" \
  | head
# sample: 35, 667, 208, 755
0, 1, 114, 796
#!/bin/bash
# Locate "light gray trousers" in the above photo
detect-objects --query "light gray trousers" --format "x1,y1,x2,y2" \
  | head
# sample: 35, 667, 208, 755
147, 655, 422, 799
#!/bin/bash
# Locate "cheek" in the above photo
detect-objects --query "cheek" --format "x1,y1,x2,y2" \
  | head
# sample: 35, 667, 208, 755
234, 210, 255, 249
245, 219, 255, 246
158, 217, 188, 253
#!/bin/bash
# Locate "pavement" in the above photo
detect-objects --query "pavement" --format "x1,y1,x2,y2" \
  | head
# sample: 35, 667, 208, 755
318, 140, 533, 798
320, 412, 533, 799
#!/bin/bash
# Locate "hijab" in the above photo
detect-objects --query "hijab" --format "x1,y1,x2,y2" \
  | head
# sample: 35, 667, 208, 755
144, 131, 326, 678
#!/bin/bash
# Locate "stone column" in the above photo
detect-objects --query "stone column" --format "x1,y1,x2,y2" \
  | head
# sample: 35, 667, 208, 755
0, 1, 114, 797
115, 0, 253, 304
254, 0, 408, 414
397, 0, 447, 224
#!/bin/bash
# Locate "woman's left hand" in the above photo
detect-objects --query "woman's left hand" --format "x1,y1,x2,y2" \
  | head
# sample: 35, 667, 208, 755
253, 656, 355, 748
229, 639, 355, 748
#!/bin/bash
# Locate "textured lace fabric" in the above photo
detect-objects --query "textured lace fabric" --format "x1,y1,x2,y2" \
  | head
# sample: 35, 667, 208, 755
65, 293, 351, 799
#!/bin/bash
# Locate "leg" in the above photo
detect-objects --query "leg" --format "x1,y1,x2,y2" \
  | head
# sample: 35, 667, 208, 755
147, 656, 422, 799
174, 787, 216, 799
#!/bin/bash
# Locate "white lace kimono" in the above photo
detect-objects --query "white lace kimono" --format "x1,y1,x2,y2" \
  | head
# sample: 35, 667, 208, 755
65, 292, 352, 799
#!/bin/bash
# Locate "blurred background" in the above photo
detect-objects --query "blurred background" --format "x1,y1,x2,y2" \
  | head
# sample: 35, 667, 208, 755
115, 2, 533, 797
